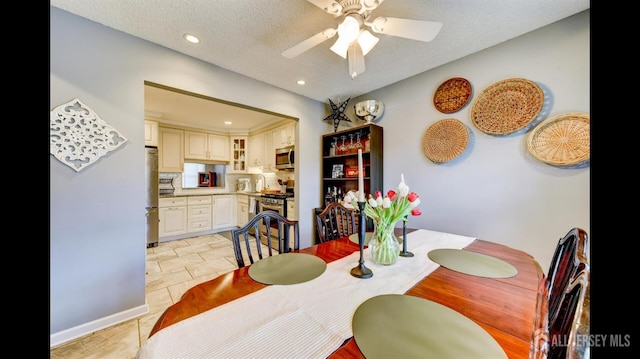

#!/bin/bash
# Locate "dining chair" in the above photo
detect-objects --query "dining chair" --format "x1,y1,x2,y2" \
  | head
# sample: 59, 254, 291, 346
315, 202, 358, 243
231, 209, 300, 268
531, 227, 590, 359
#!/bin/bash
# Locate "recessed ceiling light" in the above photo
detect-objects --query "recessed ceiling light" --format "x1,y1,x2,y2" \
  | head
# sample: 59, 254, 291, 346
297, 80, 306, 85
224, 121, 232, 125
183, 33, 200, 44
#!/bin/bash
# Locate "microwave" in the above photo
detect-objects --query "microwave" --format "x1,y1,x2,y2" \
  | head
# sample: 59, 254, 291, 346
275, 145, 294, 170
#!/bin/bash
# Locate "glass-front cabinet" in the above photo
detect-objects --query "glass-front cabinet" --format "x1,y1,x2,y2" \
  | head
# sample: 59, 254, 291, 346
231, 136, 247, 172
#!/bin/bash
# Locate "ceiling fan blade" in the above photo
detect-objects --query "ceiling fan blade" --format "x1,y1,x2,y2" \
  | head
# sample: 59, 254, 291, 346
306, 0, 343, 16
347, 43, 365, 79
367, 17, 443, 42
281, 28, 337, 58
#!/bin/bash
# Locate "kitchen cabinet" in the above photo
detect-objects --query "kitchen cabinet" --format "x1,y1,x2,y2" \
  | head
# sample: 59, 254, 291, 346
236, 194, 249, 227
230, 136, 248, 172
273, 122, 295, 148
159, 127, 184, 172
158, 197, 188, 237
248, 132, 264, 168
263, 130, 275, 171
187, 196, 212, 233
321, 123, 383, 206
212, 195, 235, 229
184, 130, 230, 162
144, 120, 159, 147
286, 198, 296, 241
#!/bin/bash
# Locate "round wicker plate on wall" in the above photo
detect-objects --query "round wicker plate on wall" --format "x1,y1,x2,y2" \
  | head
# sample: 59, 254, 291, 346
471, 78, 544, 135
422, 119, 469, 163
526, 112, 590, 166
433, 77, 473, 114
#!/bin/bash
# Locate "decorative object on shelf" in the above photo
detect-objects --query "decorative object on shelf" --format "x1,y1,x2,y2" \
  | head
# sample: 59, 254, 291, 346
350, 201, 373, 279
471, 78, 544, 135
354, 100, 385, 123
422, 118, 470, 163
50, 98, 128, 172
526, 112, 590, 167
363, 174, 421, 265
323, 97, 351, 132
433, 77, 473, 114
331, 164, 344, 178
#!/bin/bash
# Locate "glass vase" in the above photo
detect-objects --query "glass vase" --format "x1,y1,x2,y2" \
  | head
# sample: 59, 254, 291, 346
369, 221, 401, 265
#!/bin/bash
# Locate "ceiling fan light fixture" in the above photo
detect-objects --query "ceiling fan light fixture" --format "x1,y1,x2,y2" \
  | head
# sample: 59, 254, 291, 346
330, 37, 350, 59
337, 15, 361, 43
331, 15, 366, 59
357, 30, 379, 56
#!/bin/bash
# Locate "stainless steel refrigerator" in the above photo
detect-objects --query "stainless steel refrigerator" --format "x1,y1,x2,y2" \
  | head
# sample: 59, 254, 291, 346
145, 147, 159, 248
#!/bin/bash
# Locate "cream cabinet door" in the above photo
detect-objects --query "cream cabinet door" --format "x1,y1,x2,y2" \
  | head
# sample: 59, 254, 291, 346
159, 127, 184, 172
159, 205, 188, 237
212, 195, 235, 229
249, 132, 264, 167
236, 194, 248, 227
144, 120, 159, 147
208, 134, 229, 161
263, 130, 275, 171
184, 131, 209, 160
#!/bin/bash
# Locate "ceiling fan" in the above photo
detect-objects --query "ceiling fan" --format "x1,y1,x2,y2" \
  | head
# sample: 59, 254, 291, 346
281, 0, 442, 79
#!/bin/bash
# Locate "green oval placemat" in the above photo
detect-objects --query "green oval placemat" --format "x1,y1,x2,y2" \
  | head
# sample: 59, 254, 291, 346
348, 232, 373, 246
353, 294, 507, 359
248, 253, 327, 285
348, 232, 403, 246
428, 248, 517, 278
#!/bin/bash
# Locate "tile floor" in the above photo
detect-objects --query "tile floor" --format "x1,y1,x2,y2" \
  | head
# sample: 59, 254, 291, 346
50, 231, 269, 359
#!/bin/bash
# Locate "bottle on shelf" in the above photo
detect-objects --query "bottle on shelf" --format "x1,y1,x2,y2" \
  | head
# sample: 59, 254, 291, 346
325, 187, 333, 207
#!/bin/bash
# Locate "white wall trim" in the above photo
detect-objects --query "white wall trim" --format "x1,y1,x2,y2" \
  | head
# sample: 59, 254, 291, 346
50, 304, 148, 349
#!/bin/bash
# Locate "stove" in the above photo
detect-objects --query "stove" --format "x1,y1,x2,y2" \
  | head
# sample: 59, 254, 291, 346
261, 193, 294, 199
258, 193, 293, 251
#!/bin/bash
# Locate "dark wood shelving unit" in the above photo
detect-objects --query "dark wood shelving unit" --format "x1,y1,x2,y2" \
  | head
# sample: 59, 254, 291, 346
321, 123, 383, 204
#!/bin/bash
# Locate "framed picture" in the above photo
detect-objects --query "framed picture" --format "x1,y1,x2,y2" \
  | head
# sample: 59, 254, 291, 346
332, 164, 344, 178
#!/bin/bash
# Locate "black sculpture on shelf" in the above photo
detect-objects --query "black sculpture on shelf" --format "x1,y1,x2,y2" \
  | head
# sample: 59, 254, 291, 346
323, 97, 351, 132
351, 201, 373, 278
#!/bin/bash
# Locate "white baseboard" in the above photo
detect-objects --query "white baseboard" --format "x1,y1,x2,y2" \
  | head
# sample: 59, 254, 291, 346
50, 304, 149, 349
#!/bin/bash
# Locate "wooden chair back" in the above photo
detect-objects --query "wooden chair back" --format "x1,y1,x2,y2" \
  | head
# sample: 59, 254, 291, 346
315, 202, 358, 243
531, 227, 590, 359
231, 210, 299, 268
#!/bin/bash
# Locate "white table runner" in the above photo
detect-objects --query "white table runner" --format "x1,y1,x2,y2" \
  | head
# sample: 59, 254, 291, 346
136, 229, 475, 359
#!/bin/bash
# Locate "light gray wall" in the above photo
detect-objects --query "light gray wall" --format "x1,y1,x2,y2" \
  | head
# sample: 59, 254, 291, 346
50, 6, 325, 345
50, 6, 589, 346
346, 10, 589, 274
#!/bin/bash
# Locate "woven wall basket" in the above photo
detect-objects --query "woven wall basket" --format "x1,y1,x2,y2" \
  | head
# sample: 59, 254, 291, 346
471, 78, 544, 135
422, 119, 469, 163
527, 112, 590, 166
433, 77, 473, 114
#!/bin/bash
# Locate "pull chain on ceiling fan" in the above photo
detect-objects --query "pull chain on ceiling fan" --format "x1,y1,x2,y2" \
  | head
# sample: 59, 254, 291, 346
281, 0, 442, 79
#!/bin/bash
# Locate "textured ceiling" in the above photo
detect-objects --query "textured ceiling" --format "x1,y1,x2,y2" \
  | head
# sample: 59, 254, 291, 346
51, 0, 589, 131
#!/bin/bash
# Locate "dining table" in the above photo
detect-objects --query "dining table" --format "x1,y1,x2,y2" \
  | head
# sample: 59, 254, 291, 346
140, 228, 544, 359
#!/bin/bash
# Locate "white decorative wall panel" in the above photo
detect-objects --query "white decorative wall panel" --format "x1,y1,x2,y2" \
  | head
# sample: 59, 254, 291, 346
50, 98, 127, 172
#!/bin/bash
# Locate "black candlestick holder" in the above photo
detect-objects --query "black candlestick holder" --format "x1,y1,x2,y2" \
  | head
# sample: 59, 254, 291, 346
351, 201, 373, 278
399, 216, 414, 257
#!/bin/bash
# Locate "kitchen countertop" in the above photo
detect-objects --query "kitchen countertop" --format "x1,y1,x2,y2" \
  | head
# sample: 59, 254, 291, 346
159, 192, 263, 198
